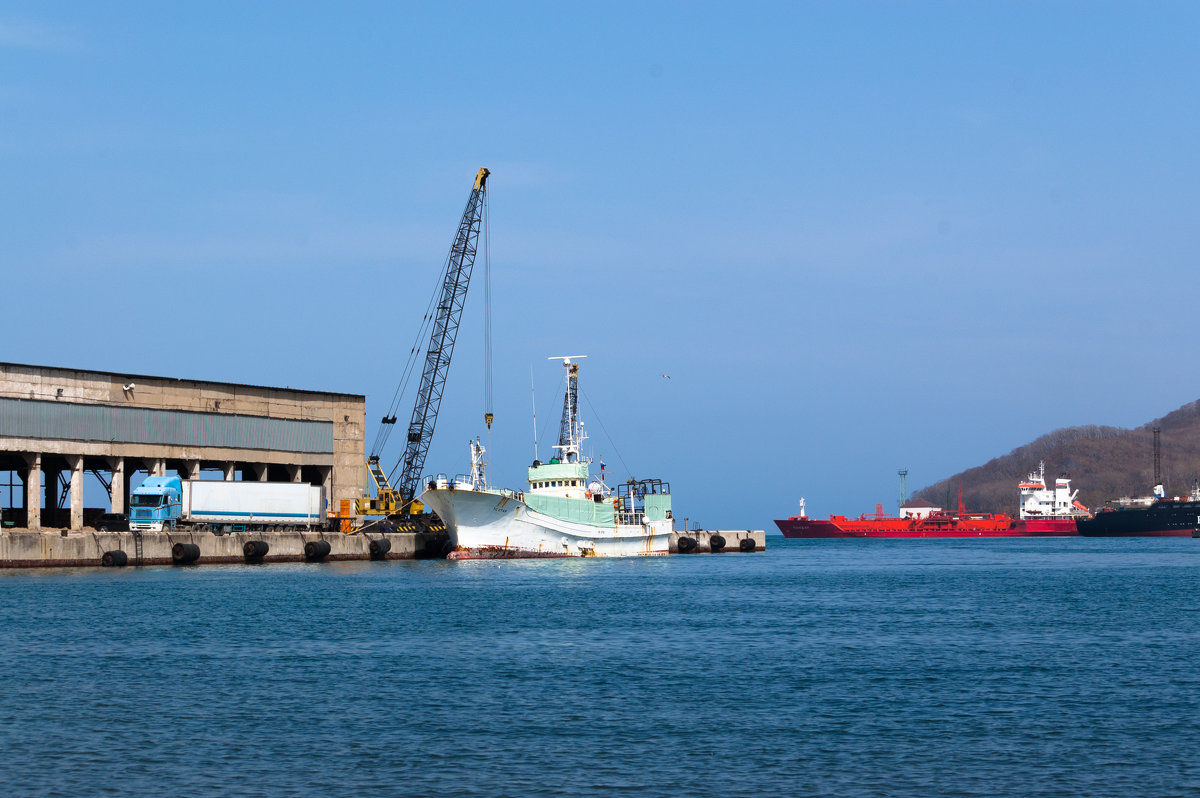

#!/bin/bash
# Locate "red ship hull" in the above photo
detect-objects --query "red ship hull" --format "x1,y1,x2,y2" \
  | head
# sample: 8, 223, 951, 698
774, 515, 1080, 538
1011, 518, 1080, 535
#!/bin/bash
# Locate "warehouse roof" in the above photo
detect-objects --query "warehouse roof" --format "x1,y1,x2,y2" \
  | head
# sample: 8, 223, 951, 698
0, 361, 365, 400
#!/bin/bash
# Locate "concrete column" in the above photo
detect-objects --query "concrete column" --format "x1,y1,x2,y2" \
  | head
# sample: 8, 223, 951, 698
151, 459, 166, 477
223, 462, 236, 481
108, 457, 126, 514
319, 466, 333, 499
44, 469, 61, 526
23, 453, 41, 530
257, 465, 269, 482
183, 460, 200, 481
68, 455, 84, 530
319, 466, 333, 518
288, 465, 302, 483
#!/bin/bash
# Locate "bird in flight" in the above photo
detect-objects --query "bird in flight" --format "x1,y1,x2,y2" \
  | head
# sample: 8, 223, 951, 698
660, 374, 671, 379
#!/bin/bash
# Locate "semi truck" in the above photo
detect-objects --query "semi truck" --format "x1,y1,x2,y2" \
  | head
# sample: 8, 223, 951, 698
128, 476, 328, 533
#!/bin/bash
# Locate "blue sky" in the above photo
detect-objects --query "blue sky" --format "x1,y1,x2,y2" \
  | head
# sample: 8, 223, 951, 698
3, 2, 1199, 529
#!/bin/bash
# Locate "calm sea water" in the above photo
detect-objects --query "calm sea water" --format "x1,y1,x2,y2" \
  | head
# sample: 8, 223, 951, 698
2, 537, 1199, 797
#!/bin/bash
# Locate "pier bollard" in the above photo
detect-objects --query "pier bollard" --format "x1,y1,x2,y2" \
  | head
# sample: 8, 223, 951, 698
677, 536, 697, 554
369, 538, 391, 560
172, 542, 200, 565
243, 540, 269, 562
101, 550, 128, 567
709, 534, 726, 552
739, 537, 756, 552
304, 540, 331, 562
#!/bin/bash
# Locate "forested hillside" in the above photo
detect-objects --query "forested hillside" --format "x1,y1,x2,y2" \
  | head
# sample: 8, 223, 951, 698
913, 400, 1200, 514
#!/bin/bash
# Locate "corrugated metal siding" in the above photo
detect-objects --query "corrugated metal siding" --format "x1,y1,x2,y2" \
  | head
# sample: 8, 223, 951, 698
0, 398, 333, 453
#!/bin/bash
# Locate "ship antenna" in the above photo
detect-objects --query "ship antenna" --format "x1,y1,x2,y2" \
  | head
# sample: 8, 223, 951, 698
898, 468, 908, 511
530, 365, 538, 462
1153, 425, 1163, 497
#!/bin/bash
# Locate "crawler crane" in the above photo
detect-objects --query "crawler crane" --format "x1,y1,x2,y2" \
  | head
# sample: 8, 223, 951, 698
356, 167, 489, 531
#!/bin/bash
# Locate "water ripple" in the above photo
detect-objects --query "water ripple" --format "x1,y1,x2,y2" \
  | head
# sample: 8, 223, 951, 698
1, 538, 1199, 796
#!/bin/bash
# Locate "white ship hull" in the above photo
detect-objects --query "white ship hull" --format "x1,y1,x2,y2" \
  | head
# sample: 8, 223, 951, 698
421, 486, 672, 558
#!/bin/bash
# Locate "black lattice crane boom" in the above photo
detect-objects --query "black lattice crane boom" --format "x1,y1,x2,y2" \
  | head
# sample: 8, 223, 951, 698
359, 167, 489, 519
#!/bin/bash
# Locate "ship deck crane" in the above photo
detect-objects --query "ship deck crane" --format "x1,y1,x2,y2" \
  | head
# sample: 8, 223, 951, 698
357, 167, 489, 523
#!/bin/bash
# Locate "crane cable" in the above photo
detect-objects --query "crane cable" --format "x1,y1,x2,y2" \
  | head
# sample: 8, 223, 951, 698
370, 285, 437, 457
369, 224, 456, 459
483, 185, 493, 429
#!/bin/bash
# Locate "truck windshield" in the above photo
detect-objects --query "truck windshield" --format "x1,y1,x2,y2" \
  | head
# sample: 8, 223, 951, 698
130, 494, 165, 507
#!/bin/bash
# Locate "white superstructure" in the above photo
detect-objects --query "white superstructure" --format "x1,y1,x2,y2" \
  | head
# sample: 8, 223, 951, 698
1018, 462, 1089, 520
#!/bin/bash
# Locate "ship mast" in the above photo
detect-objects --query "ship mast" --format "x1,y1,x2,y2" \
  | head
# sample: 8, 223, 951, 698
548, 355, 587, 463
469, 437, 488, 489
1153, 426, 1164, 498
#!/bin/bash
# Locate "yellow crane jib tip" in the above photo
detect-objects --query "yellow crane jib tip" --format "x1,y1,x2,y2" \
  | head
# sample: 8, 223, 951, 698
474, 167, 490, 190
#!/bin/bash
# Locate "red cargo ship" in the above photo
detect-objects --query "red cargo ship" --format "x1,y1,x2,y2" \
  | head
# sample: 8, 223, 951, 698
775, 464, 1088, 538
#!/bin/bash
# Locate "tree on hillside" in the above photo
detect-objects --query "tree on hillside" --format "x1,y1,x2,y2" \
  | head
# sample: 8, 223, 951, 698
911, 402, 1200, 513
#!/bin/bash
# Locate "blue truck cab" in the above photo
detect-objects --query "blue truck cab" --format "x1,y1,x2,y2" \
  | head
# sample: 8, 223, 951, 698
129, 476, 183, 531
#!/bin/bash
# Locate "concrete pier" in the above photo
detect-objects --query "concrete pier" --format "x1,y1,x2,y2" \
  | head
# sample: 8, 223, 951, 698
670, 529, 765, 553
0, 528, 439, 567
0, 527, 763, 567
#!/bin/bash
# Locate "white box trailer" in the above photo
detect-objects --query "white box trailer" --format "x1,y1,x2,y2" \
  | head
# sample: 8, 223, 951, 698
182, 480, 326, 528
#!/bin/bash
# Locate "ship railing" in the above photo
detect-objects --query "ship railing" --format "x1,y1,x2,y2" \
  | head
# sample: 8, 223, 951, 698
617, 479, 670, 500
423, 472, 522, 498
471, 485, 521, 500
424, 473, 453, 491
616, 511, 645, 526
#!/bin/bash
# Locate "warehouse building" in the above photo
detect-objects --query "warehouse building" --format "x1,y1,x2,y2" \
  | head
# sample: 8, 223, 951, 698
0, 362, 365, 530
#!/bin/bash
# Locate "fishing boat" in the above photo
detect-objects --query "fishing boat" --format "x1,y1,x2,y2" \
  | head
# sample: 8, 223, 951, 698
420, 356, 674, 558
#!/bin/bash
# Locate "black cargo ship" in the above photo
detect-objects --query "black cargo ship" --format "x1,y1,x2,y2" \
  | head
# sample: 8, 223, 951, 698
1076, 499, 1200, 537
